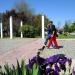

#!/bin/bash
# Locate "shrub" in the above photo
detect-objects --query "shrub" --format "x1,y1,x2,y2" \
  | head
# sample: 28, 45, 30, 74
19, 24, 37, 38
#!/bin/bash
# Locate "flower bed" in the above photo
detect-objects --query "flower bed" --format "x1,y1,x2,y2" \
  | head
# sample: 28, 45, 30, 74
0, 52, 75, 75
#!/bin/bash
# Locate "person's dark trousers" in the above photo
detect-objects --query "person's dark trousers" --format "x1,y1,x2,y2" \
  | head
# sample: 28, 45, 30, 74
48, 35, 58, 49
44, 34, 51, 45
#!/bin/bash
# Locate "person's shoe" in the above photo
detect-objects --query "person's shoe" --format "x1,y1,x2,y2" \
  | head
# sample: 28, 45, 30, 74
38, 46, 45, 51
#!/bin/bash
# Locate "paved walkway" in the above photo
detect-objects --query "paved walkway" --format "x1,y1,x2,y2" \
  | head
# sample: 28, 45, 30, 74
41, 39, 75, 59
0, 38, 75, 66
0, 38, 42, 66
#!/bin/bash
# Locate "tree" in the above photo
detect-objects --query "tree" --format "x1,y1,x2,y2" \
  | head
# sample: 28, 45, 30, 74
69, 22, 75, 32
44, 15, 51, 26
20, 24, 36, 38
63, 21, 75, 33
2, 7, 50, 37
32, 14, 50, 36
13, 0, 33, 16
63, 22, 70, 32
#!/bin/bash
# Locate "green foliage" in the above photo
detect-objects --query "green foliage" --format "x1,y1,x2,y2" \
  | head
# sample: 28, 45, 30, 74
21, 60, 26, 75
4, 63, 11, 75
63, 22, 69, 32
69, 22, 75, 32
0, 60, 39, 75
16, 60, 21, 75
20, 24, 36, 38
63, 21, 75, 33
2, 9, 50, 37
32, 14, 50, 36
12, 64, 16, 75
44, 15, 51, 27
32, 63, 39, 75
14, 0, 33, 15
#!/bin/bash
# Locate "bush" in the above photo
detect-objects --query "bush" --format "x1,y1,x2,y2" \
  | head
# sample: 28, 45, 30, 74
19, 24, 39, 38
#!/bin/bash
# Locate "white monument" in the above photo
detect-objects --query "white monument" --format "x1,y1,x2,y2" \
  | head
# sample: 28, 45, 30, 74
42, 15, 45, 40
0, 21, 3, 39
20, 20, 23, 38
9, 16, 13, 39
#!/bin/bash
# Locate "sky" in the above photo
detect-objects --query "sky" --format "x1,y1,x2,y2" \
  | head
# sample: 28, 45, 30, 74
0, 0, 75, 28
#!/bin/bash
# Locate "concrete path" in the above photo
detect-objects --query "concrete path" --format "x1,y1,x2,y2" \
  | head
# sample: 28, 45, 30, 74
0, 38, 75, 66
41, 39, 75, 59
0, 38, 42, 66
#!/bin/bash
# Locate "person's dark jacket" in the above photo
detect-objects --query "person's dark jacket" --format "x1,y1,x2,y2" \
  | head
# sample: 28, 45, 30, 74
51, 25, 58, 37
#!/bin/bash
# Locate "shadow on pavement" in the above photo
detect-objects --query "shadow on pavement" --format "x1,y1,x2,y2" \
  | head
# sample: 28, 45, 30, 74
58, 46, 63, 49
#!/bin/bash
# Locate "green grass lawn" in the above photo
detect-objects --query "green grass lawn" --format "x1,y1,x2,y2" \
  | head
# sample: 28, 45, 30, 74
57, 34, 75, 39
